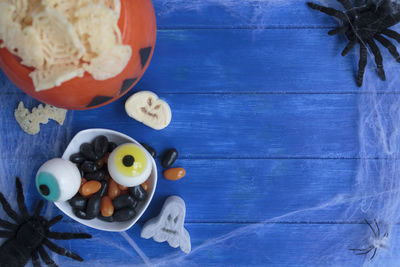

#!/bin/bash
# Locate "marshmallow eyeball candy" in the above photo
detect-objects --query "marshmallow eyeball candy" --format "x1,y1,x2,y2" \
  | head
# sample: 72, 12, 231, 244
125, 91, 172, 130
108, 143, 152, 187
36, 158, 81, 202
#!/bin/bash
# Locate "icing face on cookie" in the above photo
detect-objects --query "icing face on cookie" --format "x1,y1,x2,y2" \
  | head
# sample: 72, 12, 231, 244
107, 143, 152, 187
125, 91, 172, 130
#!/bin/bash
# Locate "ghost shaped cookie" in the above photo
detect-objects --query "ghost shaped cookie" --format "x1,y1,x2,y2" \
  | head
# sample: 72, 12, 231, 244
125, 91, 171, 130
141, 196, 191, 253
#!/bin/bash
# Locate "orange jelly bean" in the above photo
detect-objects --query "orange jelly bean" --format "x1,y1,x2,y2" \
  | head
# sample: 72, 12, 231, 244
163, 167, 186, 181
81, 178, 87, 186
118, 184, 128, 191
101, 196, 114, 217
108, 179, 120, 200
80, 181, 101, 197
141, 181, 149, 191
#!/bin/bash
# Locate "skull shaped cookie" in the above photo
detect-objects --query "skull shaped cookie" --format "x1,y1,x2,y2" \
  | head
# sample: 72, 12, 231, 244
141, 196, 191, 253
125, 91, 171, 130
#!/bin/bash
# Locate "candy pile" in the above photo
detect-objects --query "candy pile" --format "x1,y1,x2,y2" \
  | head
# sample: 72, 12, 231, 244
68, 135, 148, 222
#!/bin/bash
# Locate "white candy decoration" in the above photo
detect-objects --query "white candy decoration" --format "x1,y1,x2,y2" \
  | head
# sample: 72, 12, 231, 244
141, 196, 191, 254
36, 158, 81, 202
125, 91, 172, 130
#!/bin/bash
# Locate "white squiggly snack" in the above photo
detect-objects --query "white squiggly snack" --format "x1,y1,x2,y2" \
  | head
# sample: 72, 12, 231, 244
141, 196, 191, 254
125, 91, 172, 130
14, 101, 67, 135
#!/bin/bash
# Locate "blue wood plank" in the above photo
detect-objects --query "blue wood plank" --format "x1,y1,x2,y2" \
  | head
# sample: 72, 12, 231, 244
25, 221, 400, 266
0, 158, 360, 223
2, 29, 399, 94
69, 93, 359, 159
154, 0, 338, 28
0, 92, 360, 159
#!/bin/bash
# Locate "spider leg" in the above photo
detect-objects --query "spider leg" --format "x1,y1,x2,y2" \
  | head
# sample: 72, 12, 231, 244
384, 232, 389, 237
364, 219, 377, 238
47, 231, 92, 240
382, 29, 400, 44
38, 246, 58, 267
375, 34, 400, 62
47, 215, 63, 229
0, 230, 14, 238
0, 193, 21, 223
374, 219, 380, 237
16, 177, 30, 219
43, 239, 83, 262
34, 200, 45, 217
342, 40, 357, 56
328, 25, 348, 36
367, 39, 386, 81
337, 0, 353, 10
0, 218, 17, 230
370, 248, 377, 260
32, 250, 42, 267
355, 247, 374, 255
306, 2, 348, 21
350, 245, 374, 252
357, 44, 368, 87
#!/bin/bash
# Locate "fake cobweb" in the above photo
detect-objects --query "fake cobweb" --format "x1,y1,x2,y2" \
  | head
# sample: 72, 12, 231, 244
2, 0, 400, 266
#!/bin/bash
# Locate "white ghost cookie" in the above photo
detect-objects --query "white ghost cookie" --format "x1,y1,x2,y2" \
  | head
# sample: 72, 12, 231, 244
141, 196, 191, 254
125, 91, 171, 130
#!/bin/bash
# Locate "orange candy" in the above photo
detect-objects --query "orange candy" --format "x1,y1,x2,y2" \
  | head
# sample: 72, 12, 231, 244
141, 181, 149, 191
101, 196, 114, 217
81, 177, 87, 186
107, 179, 121, 200
163, 168, 186, 181
80, 180, 101, 197
118, 184, 128, 191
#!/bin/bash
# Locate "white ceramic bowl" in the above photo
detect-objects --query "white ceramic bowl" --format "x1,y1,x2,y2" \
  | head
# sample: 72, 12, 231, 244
56, 128, 157, 232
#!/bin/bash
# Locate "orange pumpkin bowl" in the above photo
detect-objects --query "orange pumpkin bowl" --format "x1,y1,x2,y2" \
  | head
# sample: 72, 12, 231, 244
0, 0, 157, 110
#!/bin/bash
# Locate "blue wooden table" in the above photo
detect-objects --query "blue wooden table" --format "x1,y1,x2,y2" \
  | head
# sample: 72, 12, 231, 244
1, 1, 400, 266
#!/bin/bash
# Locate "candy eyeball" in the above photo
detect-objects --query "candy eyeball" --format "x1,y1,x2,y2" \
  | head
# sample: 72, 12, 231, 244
36, 158, 81, 202
108, 143, 152, 187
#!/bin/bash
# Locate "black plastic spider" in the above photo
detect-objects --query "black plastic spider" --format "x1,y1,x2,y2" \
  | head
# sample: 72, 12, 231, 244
0, 177, 91, 267
349, 219, 388, 260
307, 0, 400, 86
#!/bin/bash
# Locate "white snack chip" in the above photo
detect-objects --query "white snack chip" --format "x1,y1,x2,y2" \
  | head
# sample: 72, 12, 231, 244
0, 0, 128, 91
14, 101, 67, 135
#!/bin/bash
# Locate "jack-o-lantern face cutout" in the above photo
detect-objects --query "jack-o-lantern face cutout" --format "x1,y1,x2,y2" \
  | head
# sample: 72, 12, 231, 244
125, 91, 172, 130
0, 0, 156, 110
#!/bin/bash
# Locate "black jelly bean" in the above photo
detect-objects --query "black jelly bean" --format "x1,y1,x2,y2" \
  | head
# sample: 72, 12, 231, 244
98, 181, 109, 198
79, 168, 85, 178
97, 214, 114, 222
129, 185, 147, 201
70, 153, 85, 164
114, 208, 136, 222
113, 194, 135, 210
80, 143, 98, 161
74, 209, 94, 220
80, 161, 98, 173
69, 195, 88, 210
161, 148, 178, 168
140, 143, 156, 158
85, 170, 105, 181
93, 135, 109, 158
86, 194, 101, 218
108, 142, 118, 152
